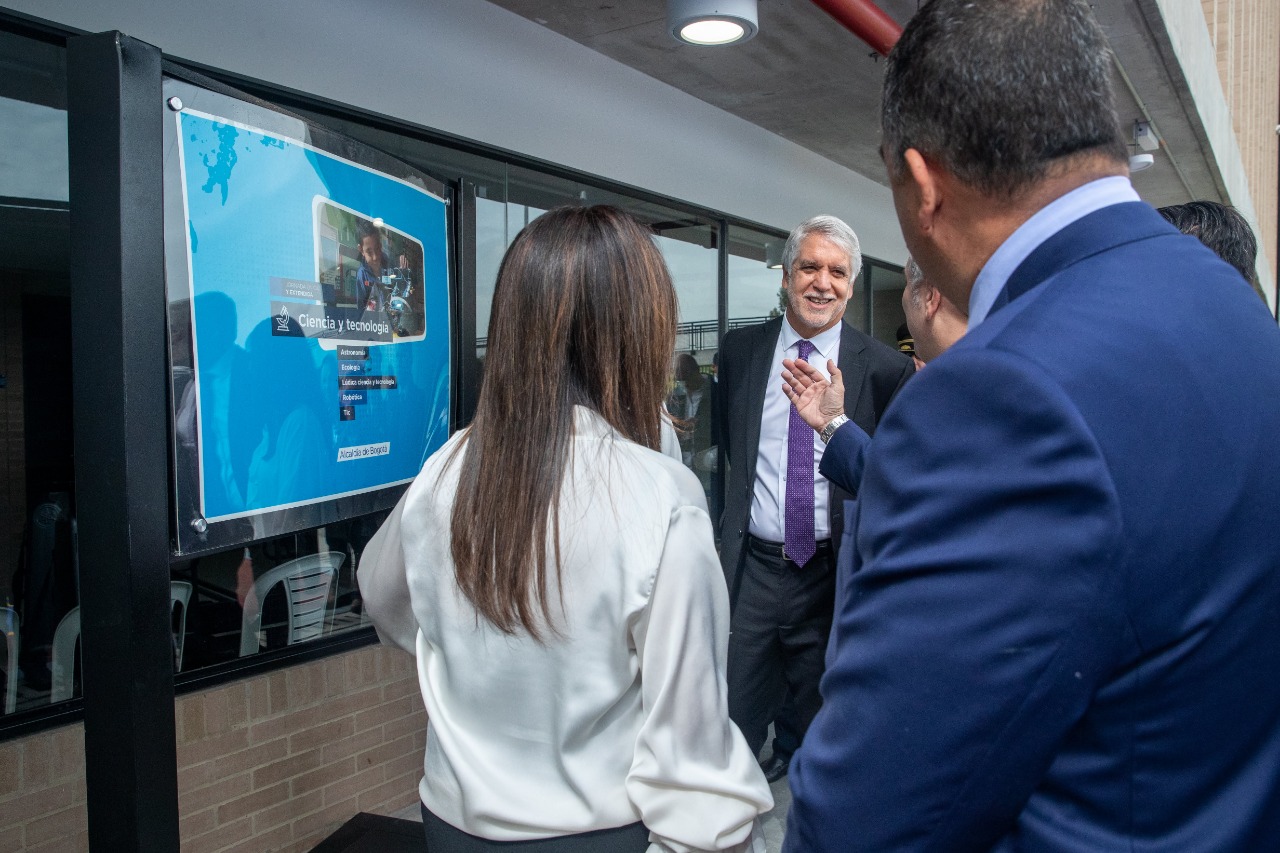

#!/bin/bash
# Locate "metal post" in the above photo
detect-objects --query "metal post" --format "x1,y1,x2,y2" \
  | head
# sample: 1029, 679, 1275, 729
715, 218, 729, 526
456, 180, 479, 426
67, 31, 179, 852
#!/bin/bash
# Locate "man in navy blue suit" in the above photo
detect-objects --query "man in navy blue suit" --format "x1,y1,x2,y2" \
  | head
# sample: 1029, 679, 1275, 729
781, 0, 1280, 850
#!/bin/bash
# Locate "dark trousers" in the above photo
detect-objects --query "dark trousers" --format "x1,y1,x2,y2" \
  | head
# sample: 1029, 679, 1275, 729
768, 695, 802, 762
726, 535, 836, 758
421, 803, 649, 852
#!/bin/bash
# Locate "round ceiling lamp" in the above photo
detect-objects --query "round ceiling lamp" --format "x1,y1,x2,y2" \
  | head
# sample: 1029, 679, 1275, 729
669, 0, 759, 46
1129, 153, 1155, 173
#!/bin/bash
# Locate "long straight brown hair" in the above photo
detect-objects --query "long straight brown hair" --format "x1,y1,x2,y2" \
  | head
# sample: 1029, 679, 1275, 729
450, 205, 678, 639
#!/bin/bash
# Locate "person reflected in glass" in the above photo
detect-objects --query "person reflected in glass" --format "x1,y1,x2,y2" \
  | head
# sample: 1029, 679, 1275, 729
668, 352, 709, 471
359, 205, 771, 852
231, 317, 333, 539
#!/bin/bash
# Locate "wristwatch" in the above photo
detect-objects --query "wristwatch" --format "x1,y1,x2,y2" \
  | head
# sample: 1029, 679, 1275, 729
819, 413, 849, 443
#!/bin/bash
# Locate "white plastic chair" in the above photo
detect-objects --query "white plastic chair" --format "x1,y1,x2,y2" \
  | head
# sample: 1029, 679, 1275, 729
170, 581, 193, 672
2, 607, 18, 714
238, 552, 342, 657
49, 606, 81, 703
50, 581, 195, 703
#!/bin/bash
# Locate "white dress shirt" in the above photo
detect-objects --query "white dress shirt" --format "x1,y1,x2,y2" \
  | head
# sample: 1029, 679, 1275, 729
359, 407, 772, 852
748, 319, 841, 542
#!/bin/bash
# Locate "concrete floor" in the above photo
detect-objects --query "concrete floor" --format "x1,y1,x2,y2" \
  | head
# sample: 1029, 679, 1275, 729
758, 766, 792, 852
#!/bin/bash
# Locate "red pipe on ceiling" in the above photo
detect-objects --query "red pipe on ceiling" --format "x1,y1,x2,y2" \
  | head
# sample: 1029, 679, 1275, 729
808, 0, 904, 56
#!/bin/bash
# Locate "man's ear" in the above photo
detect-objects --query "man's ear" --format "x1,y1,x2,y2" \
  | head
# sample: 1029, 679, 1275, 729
922, 283, 943, 320
903, 148, 942, 234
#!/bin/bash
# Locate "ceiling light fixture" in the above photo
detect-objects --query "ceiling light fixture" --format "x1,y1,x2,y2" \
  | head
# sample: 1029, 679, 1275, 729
1129, 153, 1155, 173
669, 0, 759, 46
1127, 120, 1158, 173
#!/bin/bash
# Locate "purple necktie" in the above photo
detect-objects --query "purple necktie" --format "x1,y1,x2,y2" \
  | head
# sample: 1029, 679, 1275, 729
785, 339, 817, 567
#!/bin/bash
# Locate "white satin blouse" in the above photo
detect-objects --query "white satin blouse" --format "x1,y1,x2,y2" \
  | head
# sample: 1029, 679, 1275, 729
359, 407, 771, 852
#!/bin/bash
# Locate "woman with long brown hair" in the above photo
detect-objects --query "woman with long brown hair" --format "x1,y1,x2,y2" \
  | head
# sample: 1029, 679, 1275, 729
360, 206, 771, 852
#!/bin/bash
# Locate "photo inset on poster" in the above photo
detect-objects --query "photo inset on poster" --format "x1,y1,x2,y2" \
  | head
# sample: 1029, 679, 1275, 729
269, 199, 428, 346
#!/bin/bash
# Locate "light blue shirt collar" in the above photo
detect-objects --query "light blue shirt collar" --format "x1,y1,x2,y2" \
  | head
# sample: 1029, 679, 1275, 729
967, 176, 1140, 328
781, 315, 842, 362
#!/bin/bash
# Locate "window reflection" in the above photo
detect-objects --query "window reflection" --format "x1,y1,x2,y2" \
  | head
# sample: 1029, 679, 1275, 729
1, 32, 73, 716
11, 511, 391, 704
474, 195, 506, 343
475, 196, 545, 347
867, 262, 908, 349
166, 518, 383, 671
0, 97, 68, 202
654, 227, 718, 509
0, 30, 68, 204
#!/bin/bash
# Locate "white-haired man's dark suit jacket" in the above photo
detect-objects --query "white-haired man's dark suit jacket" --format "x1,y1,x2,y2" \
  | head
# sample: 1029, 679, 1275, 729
717, 317, 912, 598
715, 316, 912, 757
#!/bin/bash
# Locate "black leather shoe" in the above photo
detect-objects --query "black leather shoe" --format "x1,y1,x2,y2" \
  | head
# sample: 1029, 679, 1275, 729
760, 754, 790, 783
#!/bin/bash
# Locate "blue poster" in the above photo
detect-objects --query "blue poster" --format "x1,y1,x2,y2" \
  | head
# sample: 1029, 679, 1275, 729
174, 109, 450, 525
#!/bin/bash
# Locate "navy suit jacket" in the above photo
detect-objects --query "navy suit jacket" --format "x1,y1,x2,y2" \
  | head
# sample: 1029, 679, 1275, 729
785, 202, 1280, 851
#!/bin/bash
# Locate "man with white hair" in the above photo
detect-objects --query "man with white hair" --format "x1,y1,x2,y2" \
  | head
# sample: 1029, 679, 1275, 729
902, 257, 967, 366
715, 214, 913, 782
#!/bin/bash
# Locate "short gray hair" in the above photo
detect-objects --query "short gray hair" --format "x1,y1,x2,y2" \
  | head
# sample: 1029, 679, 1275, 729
904, 257, 926, 307
782, 215, 862, 280
904, 257, 924, 288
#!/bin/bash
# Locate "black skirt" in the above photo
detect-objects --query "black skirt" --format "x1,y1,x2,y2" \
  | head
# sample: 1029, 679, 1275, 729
420, 803, 650, 853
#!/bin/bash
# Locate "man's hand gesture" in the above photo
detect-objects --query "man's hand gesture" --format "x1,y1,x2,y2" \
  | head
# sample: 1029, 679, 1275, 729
782, 357, 844, 434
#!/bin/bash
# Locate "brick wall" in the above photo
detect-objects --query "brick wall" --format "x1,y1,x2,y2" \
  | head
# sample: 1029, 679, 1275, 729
0, 722, 85, 852
0, 643, 426, 852
1200, 0, 1280, 291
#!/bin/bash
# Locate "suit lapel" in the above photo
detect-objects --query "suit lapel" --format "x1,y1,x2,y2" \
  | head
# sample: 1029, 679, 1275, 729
829, 321, 869, 532
837, 320, 868, 420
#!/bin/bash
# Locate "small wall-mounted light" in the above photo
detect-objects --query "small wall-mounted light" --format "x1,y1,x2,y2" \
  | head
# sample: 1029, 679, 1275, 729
1129, 121, 1158, 173
1133, 120, 1159, 152
669, 0, 759, 45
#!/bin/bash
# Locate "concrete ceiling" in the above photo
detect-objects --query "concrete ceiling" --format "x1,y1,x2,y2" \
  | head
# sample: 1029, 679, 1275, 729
489, 0, 1223, 208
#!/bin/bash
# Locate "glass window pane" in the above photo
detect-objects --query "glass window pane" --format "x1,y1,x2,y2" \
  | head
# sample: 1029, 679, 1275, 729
474, 194, 554, 348
654, 222, 717, 505
169, 517, 385, 668
726, 227, 784, 326
1, 32, 71, 715
0, 32, 67, 203
474, 194, 507, 342
847, 268, 869, 333
868, 262, 908, 349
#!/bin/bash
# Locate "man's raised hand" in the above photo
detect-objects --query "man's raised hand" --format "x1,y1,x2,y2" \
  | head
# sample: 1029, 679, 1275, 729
782, 357, 844, 433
